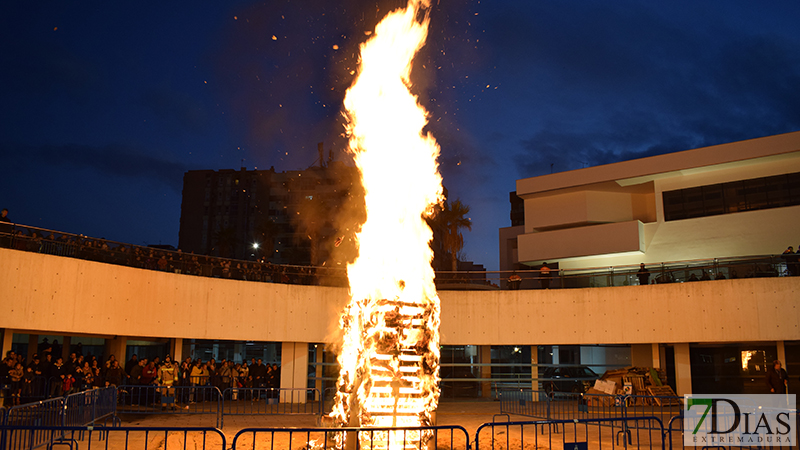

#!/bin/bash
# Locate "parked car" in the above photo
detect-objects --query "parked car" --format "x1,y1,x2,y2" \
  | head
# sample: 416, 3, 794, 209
542, 366, 599, 394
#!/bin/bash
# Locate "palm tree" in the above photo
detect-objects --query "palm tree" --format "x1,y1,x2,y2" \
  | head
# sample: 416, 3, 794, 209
429, 199, 472, 272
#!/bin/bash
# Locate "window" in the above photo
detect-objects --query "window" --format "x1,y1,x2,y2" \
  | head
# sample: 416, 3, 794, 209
663, 172, 800, 221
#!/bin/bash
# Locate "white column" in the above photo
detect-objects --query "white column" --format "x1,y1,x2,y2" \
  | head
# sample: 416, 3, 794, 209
531, 346, 539, 394
280, 342, 309, 403
777, 341, 786, 366
1, 329, 13, 359
674, 343, 692, 396
172, 338, 183, 363
315, 345, 324, 401
651, 343, 661, 369
480, 345, 492, 398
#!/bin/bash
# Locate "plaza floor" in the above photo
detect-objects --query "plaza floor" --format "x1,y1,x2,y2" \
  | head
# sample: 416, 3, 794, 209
105, 400, 675, 450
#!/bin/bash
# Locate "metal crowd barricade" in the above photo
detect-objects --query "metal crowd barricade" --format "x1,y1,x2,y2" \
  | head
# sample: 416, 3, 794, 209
63, 387, 118, 427
498, 389, 549, 419
500, 389, 678, 423
0, 426, 226, 450
322, 387, 338, 414
21, 376, 49, 402
665, 410, 800, 450
666, 414, 684, 450
63, 390, 93, 427
93, 386, 119, 425
117, 385, 222, 428
0, 406, 6, 450
221, 387, 322, 417
581, 392, 627, 419
622, 394, 683, 429
474, 416, 666, 450
232, 425, 470, 450
500, 390, 628, 421
5, 397, 65, 450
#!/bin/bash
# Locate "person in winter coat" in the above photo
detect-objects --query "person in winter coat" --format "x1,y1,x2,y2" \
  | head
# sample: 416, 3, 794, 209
141, 361, 157, 385
157, 356, 178, 410
766, 360, 788, 394
104, 360, 125, 387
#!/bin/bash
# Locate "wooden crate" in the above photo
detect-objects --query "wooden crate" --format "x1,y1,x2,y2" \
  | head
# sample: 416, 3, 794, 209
646, 386, 681, 406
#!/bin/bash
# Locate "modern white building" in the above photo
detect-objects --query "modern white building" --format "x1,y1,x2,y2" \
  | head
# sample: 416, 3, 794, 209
501, 131, 800, 272
2, 132, 800, 403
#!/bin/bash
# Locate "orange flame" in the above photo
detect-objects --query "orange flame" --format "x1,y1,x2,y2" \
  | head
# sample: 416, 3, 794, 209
331, 0, 442, 446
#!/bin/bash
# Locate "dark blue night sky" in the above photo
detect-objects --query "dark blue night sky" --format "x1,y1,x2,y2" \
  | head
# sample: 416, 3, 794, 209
2, 0, 799, 270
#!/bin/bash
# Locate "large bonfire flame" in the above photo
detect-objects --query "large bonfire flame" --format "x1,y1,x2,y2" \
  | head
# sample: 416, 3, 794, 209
330, 0, 443, 448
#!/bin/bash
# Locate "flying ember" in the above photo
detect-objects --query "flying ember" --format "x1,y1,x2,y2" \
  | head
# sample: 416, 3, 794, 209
330, 0, 443, 448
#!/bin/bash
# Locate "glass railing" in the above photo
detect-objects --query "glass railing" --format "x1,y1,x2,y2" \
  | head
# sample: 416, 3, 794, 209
0, 222, 796, 290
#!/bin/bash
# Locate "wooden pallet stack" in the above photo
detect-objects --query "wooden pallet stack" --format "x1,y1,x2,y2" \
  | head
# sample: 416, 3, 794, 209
585, 366, 676, 405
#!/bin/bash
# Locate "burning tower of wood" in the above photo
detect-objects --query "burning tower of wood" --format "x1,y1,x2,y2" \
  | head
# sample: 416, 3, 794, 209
330, 0, 443, 448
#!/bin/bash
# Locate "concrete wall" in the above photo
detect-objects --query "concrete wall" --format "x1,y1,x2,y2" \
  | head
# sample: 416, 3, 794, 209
524, 191, 636, 232
552, 204, 800, 270
517, 220, 644, 263
2, 248, 799, 348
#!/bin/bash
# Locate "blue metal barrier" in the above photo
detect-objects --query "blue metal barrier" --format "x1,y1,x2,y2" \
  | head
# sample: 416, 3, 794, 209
5, 397, 65, 450
666, 414, 684, 450
20, 376, 49, 402
63, 390, 93, 427
93, 386, 119, 425
0, 426, 226, 450
622, 394, 683, 431
474, 416, 666, 450
498, 389, 549, 419
664, 412, 800, 450
232, 425, 470, 450
63, 387, 118, 427
0, 406, 6, 450
500, 389, 681, 425
117, 385, 222, 427
221, 387, 322, 417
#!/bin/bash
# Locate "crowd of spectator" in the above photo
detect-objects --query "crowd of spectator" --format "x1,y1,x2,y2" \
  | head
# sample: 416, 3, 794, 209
0, 219, 347, 286
2, 212, 796, 292
1, 343, 282, 408
781, 246, 800, 276
1, 346, 109, 406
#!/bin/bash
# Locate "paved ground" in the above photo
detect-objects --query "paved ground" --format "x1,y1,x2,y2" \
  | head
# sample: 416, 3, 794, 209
37, 400, 678, 450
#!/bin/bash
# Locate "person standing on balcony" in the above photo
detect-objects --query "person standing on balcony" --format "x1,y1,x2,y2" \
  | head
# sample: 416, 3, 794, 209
0, 209, 12, 247
637, 263, 651, 285
782, 246, 798, 276
539, 263, 552, 289
508, 272, 522, 290
766, 360, 788, 394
